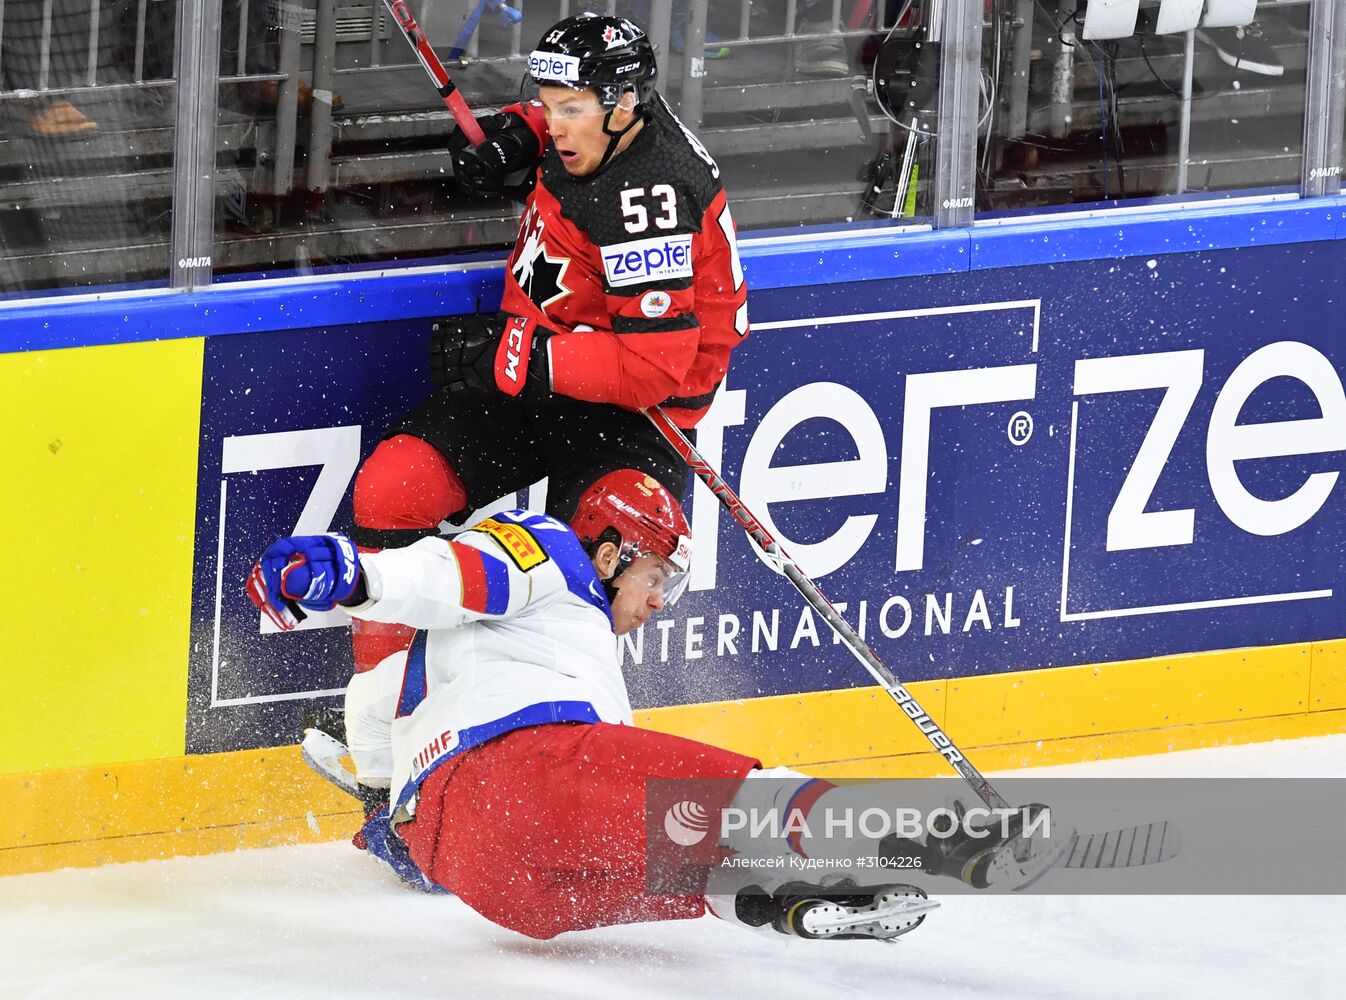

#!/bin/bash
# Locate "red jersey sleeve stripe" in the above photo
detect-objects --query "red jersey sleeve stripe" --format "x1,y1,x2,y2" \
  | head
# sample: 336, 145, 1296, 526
452, 541, 490, 614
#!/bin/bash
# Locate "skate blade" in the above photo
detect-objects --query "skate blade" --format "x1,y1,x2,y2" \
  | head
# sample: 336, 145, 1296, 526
799, 889, 939, 940
300, 728, 360, 797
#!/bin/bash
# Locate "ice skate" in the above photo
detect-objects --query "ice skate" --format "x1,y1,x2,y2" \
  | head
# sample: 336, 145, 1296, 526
736, 879, 938, 941
300, 706, 388, 813
882, 800, 1076, 891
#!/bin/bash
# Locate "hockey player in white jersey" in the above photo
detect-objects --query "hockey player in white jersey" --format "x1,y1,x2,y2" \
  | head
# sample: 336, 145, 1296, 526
249, 470, 1069, 941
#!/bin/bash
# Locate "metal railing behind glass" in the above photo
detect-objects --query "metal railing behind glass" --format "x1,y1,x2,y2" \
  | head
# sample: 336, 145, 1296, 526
0, 0, 175, 93
204, 0, 936, 281
0, 0, 179, 294
976, 0, 1323, 214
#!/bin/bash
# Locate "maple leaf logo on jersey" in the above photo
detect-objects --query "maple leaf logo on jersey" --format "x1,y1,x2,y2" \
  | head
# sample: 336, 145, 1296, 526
511, 214, 572, 311
640, 290, 671, 318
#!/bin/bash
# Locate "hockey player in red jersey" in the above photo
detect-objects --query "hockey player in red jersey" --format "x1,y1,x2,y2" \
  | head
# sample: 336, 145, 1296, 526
251, 473, 1071, 942
349, 12, 749, 674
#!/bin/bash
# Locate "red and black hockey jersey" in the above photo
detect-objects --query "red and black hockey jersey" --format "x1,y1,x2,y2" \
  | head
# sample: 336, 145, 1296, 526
501, 94, 749, 429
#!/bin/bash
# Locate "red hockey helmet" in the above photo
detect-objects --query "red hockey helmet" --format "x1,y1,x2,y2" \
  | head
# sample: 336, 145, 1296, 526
571, 469, 692, 604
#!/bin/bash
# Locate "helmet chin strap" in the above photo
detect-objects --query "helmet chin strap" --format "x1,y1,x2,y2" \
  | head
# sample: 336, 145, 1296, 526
599, 549, 634, 605
596, 99, 644, 171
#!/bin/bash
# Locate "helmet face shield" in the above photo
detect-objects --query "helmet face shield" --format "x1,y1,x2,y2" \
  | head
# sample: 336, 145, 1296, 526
621, 552, 688, 608
657, 558, 690, 607
615, 532, 692, 608
660, 533, 693, 606
519, 77, 614, 122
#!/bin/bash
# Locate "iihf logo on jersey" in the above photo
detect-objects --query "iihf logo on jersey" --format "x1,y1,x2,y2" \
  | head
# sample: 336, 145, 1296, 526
663, 800, 710, 846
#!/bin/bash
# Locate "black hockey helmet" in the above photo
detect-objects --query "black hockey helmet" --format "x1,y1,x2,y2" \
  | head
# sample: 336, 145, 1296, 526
527, 13, 658, 110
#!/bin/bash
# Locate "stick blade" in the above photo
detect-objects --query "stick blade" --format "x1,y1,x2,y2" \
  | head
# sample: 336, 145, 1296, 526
1063, 820, 1182, 869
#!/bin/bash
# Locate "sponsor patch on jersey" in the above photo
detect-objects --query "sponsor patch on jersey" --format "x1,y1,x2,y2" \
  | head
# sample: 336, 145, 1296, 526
529, 50, 581, 82
475, 517, 550, 572
601, 234, 694, 288
640, 290, 672, 318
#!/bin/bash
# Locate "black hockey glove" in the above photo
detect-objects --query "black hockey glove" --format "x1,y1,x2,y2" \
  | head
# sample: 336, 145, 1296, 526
429, 313, 554, 400
448, 112, 540, 198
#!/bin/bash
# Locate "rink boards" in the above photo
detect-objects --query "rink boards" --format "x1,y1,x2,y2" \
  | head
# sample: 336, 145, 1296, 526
4, 196, 1346, 873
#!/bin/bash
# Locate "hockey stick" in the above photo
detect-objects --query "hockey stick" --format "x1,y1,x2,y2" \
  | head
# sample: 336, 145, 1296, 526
643, 405, 1008, 811
302, 726, 364, 800
643, 406, 1182, 871
382, 0, 486, 145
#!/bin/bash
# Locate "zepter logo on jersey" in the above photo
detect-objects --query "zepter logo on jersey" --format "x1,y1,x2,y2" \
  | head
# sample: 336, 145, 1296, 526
601, 234, 693, 288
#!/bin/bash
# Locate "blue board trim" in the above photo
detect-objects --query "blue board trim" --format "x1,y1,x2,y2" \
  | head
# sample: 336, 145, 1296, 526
969, 196, 1346, 271
4, 195, 1346, 356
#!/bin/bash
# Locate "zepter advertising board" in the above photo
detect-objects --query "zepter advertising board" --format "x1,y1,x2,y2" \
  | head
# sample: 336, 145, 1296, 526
185, 240, 1346, 753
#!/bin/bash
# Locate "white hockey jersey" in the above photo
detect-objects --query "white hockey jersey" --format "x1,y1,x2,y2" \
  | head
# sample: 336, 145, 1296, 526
339, 510, 634, 818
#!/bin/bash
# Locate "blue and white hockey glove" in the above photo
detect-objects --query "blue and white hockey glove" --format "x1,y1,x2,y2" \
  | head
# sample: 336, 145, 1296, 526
246, 533, 363, 631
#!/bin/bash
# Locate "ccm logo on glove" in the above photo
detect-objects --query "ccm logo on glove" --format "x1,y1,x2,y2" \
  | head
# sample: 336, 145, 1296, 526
495, 315, 537, 396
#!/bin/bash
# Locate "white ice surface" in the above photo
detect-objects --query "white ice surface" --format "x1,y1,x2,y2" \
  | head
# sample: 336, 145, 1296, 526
6, 734, 1346, 1000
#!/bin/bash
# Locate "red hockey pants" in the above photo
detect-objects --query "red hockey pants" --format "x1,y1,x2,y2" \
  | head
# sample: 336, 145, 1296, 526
398, 722, 759, 940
